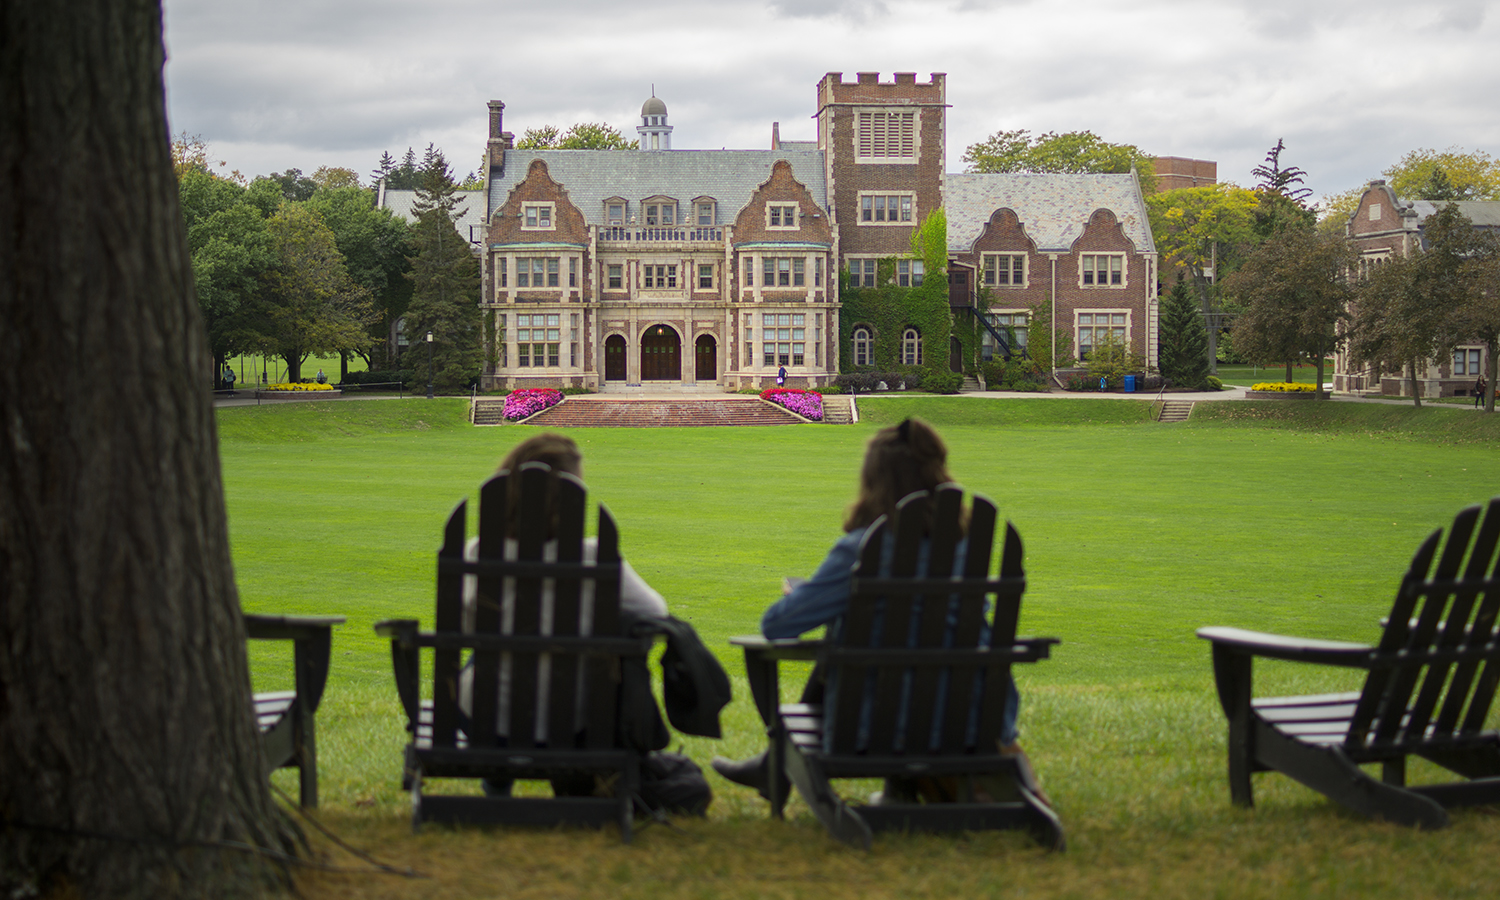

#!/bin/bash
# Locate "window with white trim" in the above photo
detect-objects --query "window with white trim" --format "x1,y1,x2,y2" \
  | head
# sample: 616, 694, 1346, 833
606, 202, 625, 226
983, 253, 1026, 287
696, 201, 715, 226
644, 202, 675, 226
1077, 312, 1127, 359
515, 313, 561, 367
516, 257, 560, 288
568, 257, 577, 287
522, 203, 554, 230
643, 264, 677, 289
1080, 254, 1125, 287
814, 257, 823, 287
698, 264, 714, 290
852, 326, 873, 366
762, 313, 805, 367
901, 327, 922, 365
767, 204, 799, 229
1455, 348, 1483, 376
848, 258, 877, 288
607, 264, 623, 289
856, 110, 917, 161
897, 260, 924, 287
859, 193, 914, 224
743, 257, 755, 287
496, 257, 507, 288
762, 257, 805, 287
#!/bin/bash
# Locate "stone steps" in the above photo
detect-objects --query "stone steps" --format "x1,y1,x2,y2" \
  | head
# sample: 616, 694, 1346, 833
822, 395, 854, 425
961, 375, 982, 393
1158, 400, 1194, 423
522, 398, 803, 428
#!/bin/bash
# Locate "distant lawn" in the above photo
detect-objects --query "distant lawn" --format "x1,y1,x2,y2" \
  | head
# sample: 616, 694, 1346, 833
222, 397, 1500, 899
1215, 362, 1329, 387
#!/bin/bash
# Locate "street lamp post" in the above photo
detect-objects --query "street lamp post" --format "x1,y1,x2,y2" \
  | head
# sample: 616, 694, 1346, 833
425, 331, 434, 399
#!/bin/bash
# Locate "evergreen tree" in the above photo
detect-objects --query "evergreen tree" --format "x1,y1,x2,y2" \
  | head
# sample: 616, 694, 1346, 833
1157, 274, 1212, 388
403, 157, 481, 391
371, 150, 396, 186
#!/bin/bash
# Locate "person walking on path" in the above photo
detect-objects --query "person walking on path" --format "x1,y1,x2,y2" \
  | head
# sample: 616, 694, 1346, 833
1476, 376, 1487, 408
776, 364, 787, 388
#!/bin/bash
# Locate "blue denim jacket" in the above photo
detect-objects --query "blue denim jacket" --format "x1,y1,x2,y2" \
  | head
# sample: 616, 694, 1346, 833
760, 527, 1020, 749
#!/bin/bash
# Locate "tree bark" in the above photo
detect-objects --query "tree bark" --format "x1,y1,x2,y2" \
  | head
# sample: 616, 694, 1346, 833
1, 2, 301, 896
1408, 359, 1423, 407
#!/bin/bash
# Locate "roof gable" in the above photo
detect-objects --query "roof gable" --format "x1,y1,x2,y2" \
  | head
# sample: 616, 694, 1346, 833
945, 173, 1154, 254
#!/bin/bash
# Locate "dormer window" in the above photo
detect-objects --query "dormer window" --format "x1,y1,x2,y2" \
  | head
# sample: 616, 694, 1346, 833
605, 200, 625, 226
695, 201, 715, 226
767, 203, 799, 229
522, 203, 554, 230
644, 201, 675, 226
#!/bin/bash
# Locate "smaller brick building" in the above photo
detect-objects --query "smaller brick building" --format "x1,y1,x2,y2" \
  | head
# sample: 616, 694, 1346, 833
1336, 180, 1500, 397
942, 173, 1159, 372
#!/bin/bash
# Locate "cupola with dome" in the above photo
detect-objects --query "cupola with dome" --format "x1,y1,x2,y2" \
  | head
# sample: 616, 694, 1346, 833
637, 91, 673, 151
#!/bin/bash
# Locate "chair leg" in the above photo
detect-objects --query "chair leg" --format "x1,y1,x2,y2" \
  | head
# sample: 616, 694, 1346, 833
409, 765, 425, 834
784, 751, 872, 849
297, 705, 318, 808
1017, 782, 1066, 852
1256, 724, 1448, 829
1382, 756, 1406, 787
1212, 645, 1255, 807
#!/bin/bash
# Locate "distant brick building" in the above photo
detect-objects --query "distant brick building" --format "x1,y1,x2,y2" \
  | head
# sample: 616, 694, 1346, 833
453, 74, 1159, 391
1152, 157, 1217, 193
1335, 180, 1500, 397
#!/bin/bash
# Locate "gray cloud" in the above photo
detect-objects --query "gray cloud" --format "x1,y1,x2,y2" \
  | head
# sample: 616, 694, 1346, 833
163, 0, 1500, 200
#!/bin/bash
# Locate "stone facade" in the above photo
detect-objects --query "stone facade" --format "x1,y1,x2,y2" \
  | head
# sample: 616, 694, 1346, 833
473, 73, 1157, 392
1335, 181, 1500, 397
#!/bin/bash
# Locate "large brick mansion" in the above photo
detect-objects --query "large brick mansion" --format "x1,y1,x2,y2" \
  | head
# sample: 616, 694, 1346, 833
390, 73, 1160, 392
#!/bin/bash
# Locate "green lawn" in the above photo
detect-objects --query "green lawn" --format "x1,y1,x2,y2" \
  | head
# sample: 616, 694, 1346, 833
222, 397, 1500, 898
1215, 362, 1329, 387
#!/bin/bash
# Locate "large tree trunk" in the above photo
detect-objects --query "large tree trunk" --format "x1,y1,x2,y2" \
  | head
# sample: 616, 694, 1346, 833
1408, 359, 1423, 408
1, 2, 301, 897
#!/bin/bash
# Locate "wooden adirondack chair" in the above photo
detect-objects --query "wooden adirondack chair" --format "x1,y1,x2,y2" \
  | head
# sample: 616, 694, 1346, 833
1198, 497, 1500, 828
733, 486, 1063, 850
245, 613, 345, 808
375, 463, 654, 839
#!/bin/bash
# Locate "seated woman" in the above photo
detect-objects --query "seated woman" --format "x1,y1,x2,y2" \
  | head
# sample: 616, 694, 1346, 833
458, 433, 669, 793
712, 417, 1038, 802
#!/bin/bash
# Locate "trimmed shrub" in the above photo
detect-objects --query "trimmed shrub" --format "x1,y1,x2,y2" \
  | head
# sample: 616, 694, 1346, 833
1206, 376, 1223, 391
924, 371, 963, 394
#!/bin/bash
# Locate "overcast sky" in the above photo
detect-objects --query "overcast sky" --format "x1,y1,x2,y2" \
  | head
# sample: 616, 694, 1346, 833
162, 0, 1498, 205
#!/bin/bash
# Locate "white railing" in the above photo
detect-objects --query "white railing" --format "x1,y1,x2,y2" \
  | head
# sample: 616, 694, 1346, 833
599, 226, 723, 243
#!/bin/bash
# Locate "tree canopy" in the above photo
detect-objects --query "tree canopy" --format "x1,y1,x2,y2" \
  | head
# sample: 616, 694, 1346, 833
1319, 146, 1500, 227
1157, 274, 1212, 389
403, 158, 482, 391
1224, 225, 1355, 391
962, 129, 1157, 193
515, 122, 638, 150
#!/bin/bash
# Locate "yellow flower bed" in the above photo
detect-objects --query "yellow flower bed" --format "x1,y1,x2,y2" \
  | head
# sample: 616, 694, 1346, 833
263, 382, 335, 392
1251, 382, 1317, 392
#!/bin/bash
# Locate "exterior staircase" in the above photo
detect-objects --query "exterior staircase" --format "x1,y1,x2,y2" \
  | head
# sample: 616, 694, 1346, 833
521, 398, 803, 428
1158, 400, 1194, 423
961, 375, 983, 393
472, 398, 507, 425
821, 394, 855, 425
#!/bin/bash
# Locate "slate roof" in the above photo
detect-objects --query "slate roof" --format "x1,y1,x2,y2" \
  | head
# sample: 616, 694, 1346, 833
945, 173, 1155, 254
488, 149, 828, 226
378, 189, 488, 238
1410, 200, 1500, 229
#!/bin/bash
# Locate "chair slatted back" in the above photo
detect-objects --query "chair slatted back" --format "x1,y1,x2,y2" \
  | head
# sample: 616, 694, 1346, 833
826, 485, 1022, 757
1347, 498, 1500, 752
428, 462, 625, 751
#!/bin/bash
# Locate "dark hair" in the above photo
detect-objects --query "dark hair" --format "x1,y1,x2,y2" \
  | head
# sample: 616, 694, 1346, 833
497, 433, 583, 538
843, 418, 960, 532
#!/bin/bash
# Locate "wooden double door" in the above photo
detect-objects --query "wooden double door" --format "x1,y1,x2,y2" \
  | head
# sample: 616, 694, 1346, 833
640, 325, 680, 381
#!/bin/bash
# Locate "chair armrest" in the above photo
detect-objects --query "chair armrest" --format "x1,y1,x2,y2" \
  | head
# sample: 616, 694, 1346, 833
730, 634, 824, 662
1196, 626, 1373, 668
374, 619, 422, 727
244, 613, 346, 641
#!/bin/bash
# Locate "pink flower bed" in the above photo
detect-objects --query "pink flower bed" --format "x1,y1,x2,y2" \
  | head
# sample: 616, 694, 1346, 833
760, 387, 822, 421
503, 388, 563, 420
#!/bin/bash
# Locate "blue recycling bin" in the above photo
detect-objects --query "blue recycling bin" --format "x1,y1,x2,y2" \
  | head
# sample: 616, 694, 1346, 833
1124, 375, 1136, 393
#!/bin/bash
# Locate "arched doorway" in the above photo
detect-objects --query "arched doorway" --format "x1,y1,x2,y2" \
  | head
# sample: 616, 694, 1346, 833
604, 334, 627, 381
695, 334, 717, 382
640, 324, 681, 381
